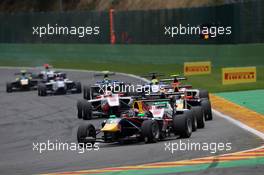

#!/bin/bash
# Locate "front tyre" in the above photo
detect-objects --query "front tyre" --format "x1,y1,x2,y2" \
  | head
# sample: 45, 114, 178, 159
82, 101, 93, 120
192, 106, 205, 128
38, 84, 47, 96
77, 100, 84, 119
83, 85, 91, 100
77, 124, 96, 145
6, 82, 12, 93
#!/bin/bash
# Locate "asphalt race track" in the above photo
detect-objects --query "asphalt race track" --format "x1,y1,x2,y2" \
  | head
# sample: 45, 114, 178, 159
0, 68, 263, 175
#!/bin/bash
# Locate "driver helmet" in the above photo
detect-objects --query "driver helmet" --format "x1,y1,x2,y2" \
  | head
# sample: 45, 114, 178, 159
103, 74, 110, 84
173, 77, 179, 83
44, 64, 50, 70
20, 70, 27, 76
54, 74, 60, 80
151, 79, 159, 85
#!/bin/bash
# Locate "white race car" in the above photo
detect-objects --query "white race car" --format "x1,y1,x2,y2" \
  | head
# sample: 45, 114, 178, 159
38, 75, 81, 96
77, 91, 133, 120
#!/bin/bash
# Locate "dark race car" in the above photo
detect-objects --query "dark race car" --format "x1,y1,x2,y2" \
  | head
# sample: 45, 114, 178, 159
6, 70, 39, 93
77, 97, 193, 146
156, 74, 212, 121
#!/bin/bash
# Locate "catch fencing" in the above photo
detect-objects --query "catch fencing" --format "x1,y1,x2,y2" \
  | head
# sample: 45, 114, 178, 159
0, 0, 263, 44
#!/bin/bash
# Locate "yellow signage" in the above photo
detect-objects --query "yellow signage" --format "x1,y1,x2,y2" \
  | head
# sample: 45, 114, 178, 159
222, 67, 257, 85
184, 61, 211, 75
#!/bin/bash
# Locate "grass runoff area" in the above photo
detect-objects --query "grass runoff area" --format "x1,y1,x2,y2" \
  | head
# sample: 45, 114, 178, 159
0, 43, 263, 93
217, 90, 264, 115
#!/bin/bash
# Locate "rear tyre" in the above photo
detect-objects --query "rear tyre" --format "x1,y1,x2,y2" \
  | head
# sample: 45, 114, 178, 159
201, 99, 213, 121
173, 111, 192, 138
83, 85, 87, 99
75, 82, 82, 93
192, 106, 205, 128
190, 109, 197, 132
141, 120, 160, 143
6, 82, 12, 93
77, 124, 96, 145
199, 89, 209, 99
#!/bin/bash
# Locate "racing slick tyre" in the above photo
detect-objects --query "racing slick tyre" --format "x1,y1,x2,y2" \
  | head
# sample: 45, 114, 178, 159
75, 82, 82, 93
82, 101, 93, 120
42, 86, 47, 96
6, 82, 12, 93
173, 111, 192, 138
83, 85, 91, 100
77, 99, 85, 119
83, 85, 87, 99
38, 84, 47, 96
77, 124, 96, 145
141, 120, 160, 143
192, 106, 205, 128
201, 99, 213, 121
190, 109, 197, 132
38, 87, 41, 96
199, 89, 209, 99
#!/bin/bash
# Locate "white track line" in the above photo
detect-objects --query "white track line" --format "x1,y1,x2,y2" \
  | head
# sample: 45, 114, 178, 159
213, 109, 264, 140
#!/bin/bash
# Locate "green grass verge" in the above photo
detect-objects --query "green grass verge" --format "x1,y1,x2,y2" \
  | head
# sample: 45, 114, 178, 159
0, 43, 263, 93
216, 90, 264, 114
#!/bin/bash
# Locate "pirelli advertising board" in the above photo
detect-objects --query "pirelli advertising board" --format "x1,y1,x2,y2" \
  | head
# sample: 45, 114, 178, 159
184, 61, 211, 75
222, 67, 257, 85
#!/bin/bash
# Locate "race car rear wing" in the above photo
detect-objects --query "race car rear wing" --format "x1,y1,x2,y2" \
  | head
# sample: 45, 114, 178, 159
160, 77, 187, 82
146, 91, 184, 97
141, 72, 165, 78
132, 92, 185, 101
178, 84, 193, 89
14, 72, 33, 76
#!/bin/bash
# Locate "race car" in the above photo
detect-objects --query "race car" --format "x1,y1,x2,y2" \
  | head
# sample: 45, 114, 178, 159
34, 64, 66, 82
162, 74, 212, 120
160, 74, 209, 99
6, 70, 39, 93
142, 72, 165, 85
83, 71, 130, 100
138, 92, 205, 131
147, 74, 212, 121
77, 97, 193, 145
136, 72, 168, 95
77, 90, 133, 120
185, 89, 212, 120
38, 72, 81, 96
